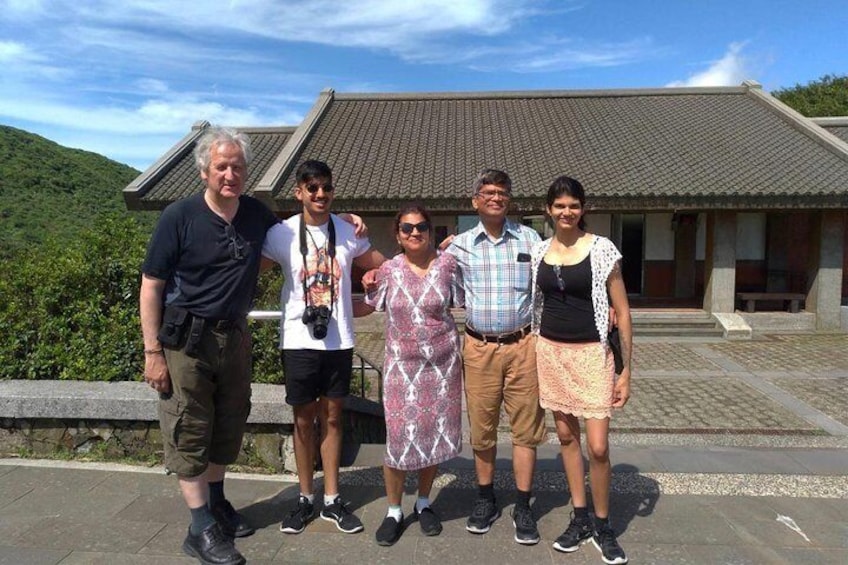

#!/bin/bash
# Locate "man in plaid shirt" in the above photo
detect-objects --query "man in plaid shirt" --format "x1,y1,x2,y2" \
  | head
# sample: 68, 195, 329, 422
445, 168, 545, 546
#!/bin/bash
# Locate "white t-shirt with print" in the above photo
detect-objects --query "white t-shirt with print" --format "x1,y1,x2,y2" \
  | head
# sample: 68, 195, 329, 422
262, 214, 371, 350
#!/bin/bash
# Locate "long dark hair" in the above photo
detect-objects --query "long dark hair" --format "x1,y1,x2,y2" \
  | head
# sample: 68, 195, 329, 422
546, 175, 587, 231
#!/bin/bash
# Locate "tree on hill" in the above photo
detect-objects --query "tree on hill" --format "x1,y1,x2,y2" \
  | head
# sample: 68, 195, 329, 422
0, 125, 154, 256
773, 74, 848, 117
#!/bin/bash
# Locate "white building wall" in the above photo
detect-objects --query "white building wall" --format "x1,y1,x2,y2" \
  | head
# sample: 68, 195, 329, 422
645, 213, 674, 260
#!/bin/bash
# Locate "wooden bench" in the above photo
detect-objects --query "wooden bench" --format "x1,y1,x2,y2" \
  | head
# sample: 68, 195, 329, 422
736, 292, 806, 313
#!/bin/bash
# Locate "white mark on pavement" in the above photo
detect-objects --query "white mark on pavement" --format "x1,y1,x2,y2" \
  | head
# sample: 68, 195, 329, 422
776, 514, 811, 543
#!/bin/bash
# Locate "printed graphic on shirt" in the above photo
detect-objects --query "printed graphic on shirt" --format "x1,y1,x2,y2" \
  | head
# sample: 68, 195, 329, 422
304, 243, 341, 308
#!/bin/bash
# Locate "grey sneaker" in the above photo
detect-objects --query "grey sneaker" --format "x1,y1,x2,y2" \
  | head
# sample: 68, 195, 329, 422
511, 504, 540, 545
465, 497, 500, 534
279, 496, 314, 534
553, 513, 593, 553
320, 497, 364, 533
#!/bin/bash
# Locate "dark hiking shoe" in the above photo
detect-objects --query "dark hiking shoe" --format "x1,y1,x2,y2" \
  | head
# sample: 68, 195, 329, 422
465, 497, 500, 534
182, 522, 245, 565
511, 504, 540, 545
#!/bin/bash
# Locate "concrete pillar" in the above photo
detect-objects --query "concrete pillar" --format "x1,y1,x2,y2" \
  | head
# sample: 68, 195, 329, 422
806, 211, 845, 330
703, 211, 737, 313
674, 213, 698, 298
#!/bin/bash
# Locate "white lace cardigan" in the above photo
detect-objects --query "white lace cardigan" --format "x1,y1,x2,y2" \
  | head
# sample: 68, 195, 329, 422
530, 235, 622, 349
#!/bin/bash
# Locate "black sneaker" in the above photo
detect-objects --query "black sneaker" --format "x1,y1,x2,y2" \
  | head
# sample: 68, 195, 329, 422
511, 504, 540, 545
182, 522, 245, 565
552, 513, 593, 553
592, 520, 628, 564
320, 497, 364, 533
465, 497, 500, 534
279, 495, 315, 534
414, 506, 443, 536
210, 499, 255, 539
375, 515, 403, 546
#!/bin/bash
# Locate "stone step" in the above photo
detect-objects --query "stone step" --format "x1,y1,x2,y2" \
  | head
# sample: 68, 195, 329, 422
633, 326, 724, 336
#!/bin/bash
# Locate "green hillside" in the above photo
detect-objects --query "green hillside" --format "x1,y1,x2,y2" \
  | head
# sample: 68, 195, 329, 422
0, 125, 153, 256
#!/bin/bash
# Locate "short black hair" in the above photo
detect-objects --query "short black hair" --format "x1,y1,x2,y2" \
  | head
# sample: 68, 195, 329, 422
296, 159, 332, 183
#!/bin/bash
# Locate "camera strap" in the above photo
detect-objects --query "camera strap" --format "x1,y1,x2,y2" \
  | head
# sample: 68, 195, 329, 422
299, 214, 336, 316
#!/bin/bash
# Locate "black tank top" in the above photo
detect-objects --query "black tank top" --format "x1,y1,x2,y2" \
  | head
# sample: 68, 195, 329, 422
538, 255, 600, 343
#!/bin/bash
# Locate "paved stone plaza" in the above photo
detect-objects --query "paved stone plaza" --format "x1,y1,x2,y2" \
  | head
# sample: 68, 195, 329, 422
1, 333, 847, 564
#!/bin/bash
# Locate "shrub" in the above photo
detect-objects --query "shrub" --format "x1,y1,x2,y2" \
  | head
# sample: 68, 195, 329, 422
0, 214, 285, 383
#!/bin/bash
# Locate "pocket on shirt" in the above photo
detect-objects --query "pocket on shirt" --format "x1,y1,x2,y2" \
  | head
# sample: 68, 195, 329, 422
513, 262, 531, 291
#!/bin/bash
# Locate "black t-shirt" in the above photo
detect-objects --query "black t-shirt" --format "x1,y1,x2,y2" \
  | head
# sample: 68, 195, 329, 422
538, 255, 600, 343
142, 193, 278, 320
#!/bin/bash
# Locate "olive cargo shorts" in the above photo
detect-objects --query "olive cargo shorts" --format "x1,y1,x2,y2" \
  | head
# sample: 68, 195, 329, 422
160, 319, 251, 477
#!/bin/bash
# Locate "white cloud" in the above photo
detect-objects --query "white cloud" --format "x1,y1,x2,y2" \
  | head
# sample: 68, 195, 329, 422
470, 37, 660, 73
134, 78, 170, 94
46, 0, 536, 60
0, 94, 298, 134
0, 39, 42, 62
667, 42, 750, 87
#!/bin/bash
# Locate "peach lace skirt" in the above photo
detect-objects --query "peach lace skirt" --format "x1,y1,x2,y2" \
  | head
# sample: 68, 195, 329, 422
536, 336, 614, 419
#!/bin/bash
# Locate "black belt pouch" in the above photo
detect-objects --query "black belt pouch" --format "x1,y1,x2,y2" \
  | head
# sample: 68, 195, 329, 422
157, 305, 191, 348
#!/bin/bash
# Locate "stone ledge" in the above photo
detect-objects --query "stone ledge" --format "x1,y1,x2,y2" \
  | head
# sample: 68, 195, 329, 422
0, 380, 383, 423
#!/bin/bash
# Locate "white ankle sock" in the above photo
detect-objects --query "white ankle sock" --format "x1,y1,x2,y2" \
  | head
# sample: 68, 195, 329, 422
387, 505, 403, 521
300, 492, 314, 504
415, 497, 431, 513
324, 493, 339, 506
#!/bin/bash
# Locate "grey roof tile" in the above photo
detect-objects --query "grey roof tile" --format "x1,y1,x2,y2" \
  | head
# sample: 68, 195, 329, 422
125, 87, 848, 212
267, 88, 848, 211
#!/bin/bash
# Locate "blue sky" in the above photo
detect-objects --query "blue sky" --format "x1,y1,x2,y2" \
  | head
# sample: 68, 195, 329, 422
1, 0, 846, 171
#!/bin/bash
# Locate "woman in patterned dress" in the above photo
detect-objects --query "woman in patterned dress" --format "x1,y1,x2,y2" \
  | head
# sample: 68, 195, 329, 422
364, 204, 464, 546
530, 176, 632, 565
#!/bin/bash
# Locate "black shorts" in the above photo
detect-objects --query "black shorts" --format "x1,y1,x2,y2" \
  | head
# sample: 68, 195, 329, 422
281, 348, 354, 406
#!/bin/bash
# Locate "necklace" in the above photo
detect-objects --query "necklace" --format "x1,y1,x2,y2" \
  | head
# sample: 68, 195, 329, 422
305, 225, 330, 275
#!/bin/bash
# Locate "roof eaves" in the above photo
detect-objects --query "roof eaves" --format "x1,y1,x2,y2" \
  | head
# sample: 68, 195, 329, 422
254, 88, 335, 211
332, 85, 750, 102
747, 83, 848, 162
123, 120, 209, 210
811, 116, 848, 126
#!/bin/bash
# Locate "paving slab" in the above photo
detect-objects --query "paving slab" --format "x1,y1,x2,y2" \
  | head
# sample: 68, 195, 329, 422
0, 547, 69, 565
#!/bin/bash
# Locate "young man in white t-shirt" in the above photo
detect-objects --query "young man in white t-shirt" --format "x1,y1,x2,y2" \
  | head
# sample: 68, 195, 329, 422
262, 160, 385, 535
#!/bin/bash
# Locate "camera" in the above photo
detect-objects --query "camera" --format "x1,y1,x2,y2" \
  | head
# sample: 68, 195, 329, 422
302, 305, 332, 339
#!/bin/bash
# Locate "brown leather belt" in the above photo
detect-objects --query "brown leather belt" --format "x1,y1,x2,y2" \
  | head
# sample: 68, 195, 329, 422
465, 325, 531, 345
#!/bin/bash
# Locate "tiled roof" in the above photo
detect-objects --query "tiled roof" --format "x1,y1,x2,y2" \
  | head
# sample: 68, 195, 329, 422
125, 85, 848, 212
262, 86, 848, 212
123, 124, 295, 210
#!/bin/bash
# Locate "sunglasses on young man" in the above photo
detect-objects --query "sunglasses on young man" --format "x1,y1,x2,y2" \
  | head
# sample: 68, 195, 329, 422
303, 182, 334, 194
399, 221, 431, 235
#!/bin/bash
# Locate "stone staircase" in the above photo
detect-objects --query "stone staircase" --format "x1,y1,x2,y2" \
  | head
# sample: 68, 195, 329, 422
630, 309, 724, 339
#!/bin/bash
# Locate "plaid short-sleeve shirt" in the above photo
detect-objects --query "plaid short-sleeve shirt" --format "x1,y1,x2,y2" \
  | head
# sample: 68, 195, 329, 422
446, 219, 541, 334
